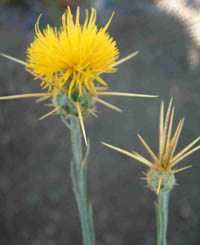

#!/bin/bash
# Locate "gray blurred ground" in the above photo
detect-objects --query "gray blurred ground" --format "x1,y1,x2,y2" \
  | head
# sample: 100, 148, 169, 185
0, 1, 200, 244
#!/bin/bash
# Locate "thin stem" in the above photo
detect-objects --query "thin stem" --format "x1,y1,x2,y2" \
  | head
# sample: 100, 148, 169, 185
63, 117, 95, 245
156, 191, 169, 245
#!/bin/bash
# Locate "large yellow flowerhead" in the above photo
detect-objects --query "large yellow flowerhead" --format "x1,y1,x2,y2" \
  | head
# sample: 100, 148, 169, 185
26, 6, 119, 98
0, 7, 155, 145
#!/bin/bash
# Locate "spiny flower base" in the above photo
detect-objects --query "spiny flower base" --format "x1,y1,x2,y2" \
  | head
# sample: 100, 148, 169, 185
54, 88, 96, 119
146, 169, 176, 194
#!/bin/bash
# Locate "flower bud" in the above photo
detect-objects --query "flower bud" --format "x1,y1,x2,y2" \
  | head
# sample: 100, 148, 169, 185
54, 88, 96, 119
146, 168, 176, 194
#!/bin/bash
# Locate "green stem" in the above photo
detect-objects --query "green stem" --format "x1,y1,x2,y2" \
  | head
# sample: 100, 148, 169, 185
156, 191, 169, 245
63, 117, 96, 245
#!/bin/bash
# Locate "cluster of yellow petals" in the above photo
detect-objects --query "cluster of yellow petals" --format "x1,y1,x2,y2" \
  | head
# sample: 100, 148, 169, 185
26, 7, 119, 98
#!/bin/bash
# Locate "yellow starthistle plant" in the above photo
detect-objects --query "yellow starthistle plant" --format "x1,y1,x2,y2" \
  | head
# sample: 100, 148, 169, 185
0, 7, 159, 245
103, 99, 200, 194
0, 6, 156, 145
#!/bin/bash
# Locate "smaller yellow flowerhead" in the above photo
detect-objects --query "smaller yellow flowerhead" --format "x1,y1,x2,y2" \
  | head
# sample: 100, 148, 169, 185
26, 6, 119, 99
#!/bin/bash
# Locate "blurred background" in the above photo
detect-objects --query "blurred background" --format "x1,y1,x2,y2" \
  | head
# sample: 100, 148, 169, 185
0, 0, 200, 244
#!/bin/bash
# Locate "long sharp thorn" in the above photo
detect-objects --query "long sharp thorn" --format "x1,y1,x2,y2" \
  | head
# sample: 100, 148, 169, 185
156, 176, 163, 195
0, 53, 27, 66
39, 107, 60, 120
35, 96, 52, 103
172, 165, 192, 174
0, 93, 52, 100
171, 136, 200, 164
95, 91, 158, 98
95, 97, 122, 112
112, 51, 139, 68
159, 101, 164, 158
89, 109, 98, 118
170, 144, 200, 168
137, 134, 158, 162
101, 142, 154, 168
76, 103, 88, 146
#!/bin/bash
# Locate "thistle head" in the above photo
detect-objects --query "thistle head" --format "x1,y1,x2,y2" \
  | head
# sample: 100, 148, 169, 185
103, 99, 200, 194
26, 6, 119, 99
146, 169, 176, 194
0, 7, 156, 146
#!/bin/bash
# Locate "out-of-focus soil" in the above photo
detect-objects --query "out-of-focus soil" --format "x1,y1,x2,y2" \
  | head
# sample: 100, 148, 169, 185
0, 1, 200, 244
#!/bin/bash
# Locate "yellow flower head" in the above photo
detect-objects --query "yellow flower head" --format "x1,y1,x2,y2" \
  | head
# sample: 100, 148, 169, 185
103, 99, 200, 194
0, 7, 156, 146
26, 6, 119, 98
